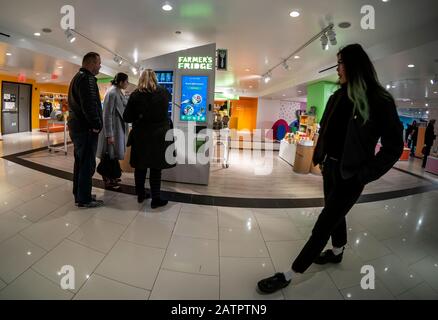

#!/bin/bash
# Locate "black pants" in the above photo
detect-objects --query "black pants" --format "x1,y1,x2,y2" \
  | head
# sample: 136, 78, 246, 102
70, 130, 98, 204
134, 168, 162, 200
292, 158, 365, 273
422, 146, 431, 168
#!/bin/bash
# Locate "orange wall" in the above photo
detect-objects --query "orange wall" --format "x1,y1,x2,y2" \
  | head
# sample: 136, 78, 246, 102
230, 97, 258, 131
0, 73, 69, 132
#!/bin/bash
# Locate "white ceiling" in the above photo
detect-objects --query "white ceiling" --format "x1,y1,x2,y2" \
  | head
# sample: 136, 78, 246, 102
0, 0, 438, 108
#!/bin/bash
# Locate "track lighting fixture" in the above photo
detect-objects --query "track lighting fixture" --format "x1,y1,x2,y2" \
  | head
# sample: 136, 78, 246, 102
282, 61, 290, 70
261, 24, 337, 84
113, 55, 123, 66
65, 28, 76, 43
320, 34, 329, 50
327, 28, 337, 46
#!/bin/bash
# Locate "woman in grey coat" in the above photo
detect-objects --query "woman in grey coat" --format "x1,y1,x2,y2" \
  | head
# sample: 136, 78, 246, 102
97, 73, 129, 189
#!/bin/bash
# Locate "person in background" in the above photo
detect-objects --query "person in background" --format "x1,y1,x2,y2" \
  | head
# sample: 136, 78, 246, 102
123, 69, 175, 208
68, 52, 104, 208
97, 72, 130, 189
410, 121, 418, 157
257, 44, 403, 294
406, 120, 417, 150
422, 119, 436, 168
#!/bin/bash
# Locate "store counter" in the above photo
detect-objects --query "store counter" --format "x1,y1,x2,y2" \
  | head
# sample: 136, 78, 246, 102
39, 119, 66, 133
279, 140, 297, 167
425, 156, 438, 175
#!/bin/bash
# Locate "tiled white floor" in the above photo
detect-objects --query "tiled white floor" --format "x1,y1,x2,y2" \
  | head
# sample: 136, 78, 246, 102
73, 274, 150, 300
0, 132, 438, 299
150, 270, 219, 300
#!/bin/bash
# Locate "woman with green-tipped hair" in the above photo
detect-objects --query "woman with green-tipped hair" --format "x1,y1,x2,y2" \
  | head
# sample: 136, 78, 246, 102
258, 44, 404, 294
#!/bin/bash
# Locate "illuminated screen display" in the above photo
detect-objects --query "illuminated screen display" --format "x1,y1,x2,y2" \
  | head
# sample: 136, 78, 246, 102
180, 75, 208, 122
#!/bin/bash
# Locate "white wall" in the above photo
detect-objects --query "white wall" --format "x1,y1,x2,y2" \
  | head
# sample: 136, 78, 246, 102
256, 99, 281, 130
256, 99, 305, 130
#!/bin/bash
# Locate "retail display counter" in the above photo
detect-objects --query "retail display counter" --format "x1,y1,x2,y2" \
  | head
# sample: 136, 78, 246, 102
39, 119, 66, 133
294, 144, 315, 174
279, 140, 297, 167
425, 156, 438, 175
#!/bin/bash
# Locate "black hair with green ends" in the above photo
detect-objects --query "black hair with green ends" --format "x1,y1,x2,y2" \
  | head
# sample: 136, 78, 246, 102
338, 44, 393, 124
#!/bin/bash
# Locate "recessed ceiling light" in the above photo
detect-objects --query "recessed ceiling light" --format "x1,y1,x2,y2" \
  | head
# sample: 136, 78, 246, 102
294, 55, 300, 59
298, 90, 302, 93
282, 94, 286, 97
391, 85, 396, 88
72, 56, 77, 59
338, 22, 352, 29
434, 91, 438, 94
162, 3, 173, 11
58, 66, 63, 69
386, 84, 391, 89
34, 32, 41, 37
425, 103, 429, 107
408, 64, 415, 68
6, 52, 12, 56
382, 0, 390, 2
290, 11, 300, 18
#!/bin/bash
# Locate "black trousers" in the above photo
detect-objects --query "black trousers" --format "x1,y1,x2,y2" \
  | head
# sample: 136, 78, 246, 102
134, 168, 162, 200
422, 146, 431, 168
292, 158, 365, 273
70, 130, 98, 204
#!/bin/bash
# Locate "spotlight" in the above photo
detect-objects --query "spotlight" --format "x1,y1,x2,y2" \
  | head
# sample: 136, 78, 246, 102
65, 28, 76, 43
327, 28, 337, 46
431, 74, 438, 85
282, 61, 290, 70
264, 73, 272, 83
321, 34, 329, 50
113, 55, 123, 66
162, 2, 173, 11
131, 67, 138, 75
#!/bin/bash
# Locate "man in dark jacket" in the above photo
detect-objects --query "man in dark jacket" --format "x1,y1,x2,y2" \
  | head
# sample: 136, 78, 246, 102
422, 119, 436, 168
68, 52, 104, 208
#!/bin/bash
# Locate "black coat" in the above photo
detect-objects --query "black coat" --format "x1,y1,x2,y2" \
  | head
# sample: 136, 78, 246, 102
425, 124, 436, 147
123, 86, 176, 170
68, 68, 103, 132
313, 87, 404, 185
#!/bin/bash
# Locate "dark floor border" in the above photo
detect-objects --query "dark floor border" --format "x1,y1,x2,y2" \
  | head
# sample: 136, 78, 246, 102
2, 145, 437, 208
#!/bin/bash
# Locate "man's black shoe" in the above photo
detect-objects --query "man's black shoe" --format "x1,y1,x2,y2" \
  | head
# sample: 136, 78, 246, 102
151, 199, 168, 209
137, 193, 151, 204
257, 273, 291, 294
314, 249, 343, 265
77, 200, 104, 208
75, 194, 97, 206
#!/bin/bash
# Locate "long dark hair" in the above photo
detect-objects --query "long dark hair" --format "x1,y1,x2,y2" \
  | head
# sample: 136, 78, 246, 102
338, 44, 393, 123
111, 72, 129, 86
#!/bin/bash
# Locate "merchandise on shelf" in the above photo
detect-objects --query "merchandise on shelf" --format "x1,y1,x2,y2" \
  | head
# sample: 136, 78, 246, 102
39, 92, 68, 120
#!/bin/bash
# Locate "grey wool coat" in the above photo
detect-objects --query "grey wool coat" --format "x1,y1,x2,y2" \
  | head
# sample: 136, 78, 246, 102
97, 86, 128, 160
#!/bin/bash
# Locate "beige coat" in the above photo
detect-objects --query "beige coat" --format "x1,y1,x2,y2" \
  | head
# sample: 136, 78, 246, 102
97, 86, 128, 160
